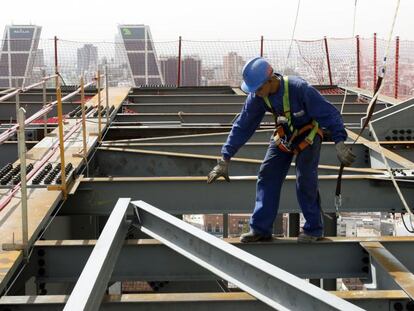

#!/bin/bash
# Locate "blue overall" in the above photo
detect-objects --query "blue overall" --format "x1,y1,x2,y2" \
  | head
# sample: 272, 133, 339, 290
221, 75, 347, 237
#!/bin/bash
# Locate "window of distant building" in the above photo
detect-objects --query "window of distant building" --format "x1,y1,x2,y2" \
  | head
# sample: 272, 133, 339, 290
207, 224, 212, 232
215, 225, 220, 233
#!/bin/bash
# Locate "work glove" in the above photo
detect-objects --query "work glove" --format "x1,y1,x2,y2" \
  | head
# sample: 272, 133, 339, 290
207, 158, 230, 184
335, 141, 356, 166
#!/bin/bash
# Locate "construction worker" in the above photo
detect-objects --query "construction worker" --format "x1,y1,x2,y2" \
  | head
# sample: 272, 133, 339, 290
207, 57, 355, 243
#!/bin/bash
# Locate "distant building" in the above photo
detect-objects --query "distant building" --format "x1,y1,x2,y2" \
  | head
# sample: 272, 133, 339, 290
77, 44, 98, 77
159, 56, 201, 87
202, 214, 251, 237
159, 56, 178, 85
118, 24, 163, 86
33, 49, 45, 68
181, 56, 201, 87
223, 52, 244, 87
0, 25, 42, 87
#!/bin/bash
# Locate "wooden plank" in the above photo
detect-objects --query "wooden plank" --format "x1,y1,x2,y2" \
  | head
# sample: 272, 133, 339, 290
0, 290, 409, 305
34, 235, 414, 247
360, 241, 414, 299
80, 174, 388, 183
0, 87, 130, 292
101, 141, 414, 149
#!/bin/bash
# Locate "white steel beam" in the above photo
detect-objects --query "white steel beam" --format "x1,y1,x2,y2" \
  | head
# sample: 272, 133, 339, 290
64, 198, 131, 311
131, 200, 363, 311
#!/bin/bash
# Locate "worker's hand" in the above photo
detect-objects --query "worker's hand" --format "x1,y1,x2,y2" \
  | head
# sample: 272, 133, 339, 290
207, 158, 230, 184
335, 141, 356, 166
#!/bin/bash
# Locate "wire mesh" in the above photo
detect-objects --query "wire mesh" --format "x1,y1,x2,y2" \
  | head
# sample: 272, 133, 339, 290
0, 36, 413, 99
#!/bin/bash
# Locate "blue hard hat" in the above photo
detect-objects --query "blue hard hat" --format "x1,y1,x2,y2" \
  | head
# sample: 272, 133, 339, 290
241, 57, 273, 93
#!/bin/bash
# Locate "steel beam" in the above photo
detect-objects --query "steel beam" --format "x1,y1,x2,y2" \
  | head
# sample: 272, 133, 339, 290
361, 97, 414, 124
104, 129, 273, 143
361, 241, 414, 299
128, 85, 236, 95
27, 238, 395, 282
369, 102, 414, 141
61, 176, 413, 216
105, 126, 245, 140
90, 146, 379, 177
113, 112, 365, 124
99, 140, 414, 164
63, 198, 131, 311
0, 291, 410, 311
92, 144, 371, 172
131, 200, 362, 310
127, 93, 358, 103
128, 94, 246, 103
122, 102, 388, 114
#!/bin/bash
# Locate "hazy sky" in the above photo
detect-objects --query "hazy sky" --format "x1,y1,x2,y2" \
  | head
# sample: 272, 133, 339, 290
0, 0, 412, 42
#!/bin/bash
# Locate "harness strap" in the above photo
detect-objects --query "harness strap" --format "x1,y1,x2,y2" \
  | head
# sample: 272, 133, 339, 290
264, 76, 321, 154
282, 76, 294, 132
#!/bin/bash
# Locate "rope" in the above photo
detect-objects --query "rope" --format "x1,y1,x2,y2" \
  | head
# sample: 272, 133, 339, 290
340, 0, 358, 114
283, 0, 301, 74
369, 123, 414, 233
335, 0, 401, 212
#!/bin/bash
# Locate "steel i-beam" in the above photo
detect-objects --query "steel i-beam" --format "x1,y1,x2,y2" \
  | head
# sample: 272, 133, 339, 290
63, 198, 131, 311
131, 200, 363, 311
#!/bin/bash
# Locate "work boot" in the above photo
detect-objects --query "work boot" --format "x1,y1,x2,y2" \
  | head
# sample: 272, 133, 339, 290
240, 230, 272, 243
297, 232, 323, 243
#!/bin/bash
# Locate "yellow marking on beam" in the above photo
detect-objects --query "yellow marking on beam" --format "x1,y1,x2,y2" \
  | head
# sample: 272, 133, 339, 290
0, 290, 409, 305
80, 174, 388, 183
34, 236, 414, 248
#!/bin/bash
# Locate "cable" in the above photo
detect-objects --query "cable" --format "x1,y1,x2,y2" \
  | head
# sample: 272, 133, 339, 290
340, 0, 358, 114
335, 0, 401, 211
402, 213, 414, 234
369, 122, 414, 233
283, 0, 301, 74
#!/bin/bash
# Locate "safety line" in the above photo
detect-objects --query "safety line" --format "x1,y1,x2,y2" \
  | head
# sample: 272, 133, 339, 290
283, 0, 301, 74
335, 0, 401, 212
369, 123, 414, 233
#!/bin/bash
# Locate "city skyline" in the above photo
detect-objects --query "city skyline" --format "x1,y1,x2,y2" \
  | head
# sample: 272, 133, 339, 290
1, 24, 413, 99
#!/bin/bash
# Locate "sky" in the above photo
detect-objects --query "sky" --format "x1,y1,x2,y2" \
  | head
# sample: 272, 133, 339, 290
0, 0, 412, 42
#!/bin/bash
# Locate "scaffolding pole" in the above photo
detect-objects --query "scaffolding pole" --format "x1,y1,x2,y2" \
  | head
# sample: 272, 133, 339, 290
17, 108, 28, 259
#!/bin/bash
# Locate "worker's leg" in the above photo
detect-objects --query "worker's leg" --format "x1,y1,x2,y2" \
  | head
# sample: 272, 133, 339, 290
249, 141, 293, 236
295, 135, 323, 237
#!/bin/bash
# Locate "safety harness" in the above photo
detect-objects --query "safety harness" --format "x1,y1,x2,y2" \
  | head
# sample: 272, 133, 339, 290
263, 76, 323, 155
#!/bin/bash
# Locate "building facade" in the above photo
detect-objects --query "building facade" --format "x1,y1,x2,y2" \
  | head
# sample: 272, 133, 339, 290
0, 25, 42, 87
118, 24, 163, 86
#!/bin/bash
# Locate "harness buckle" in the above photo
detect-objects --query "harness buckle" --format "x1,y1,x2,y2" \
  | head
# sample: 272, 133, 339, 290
305, 137, 314, 145
277, 116, 288, 124
274, 134, 292, 153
